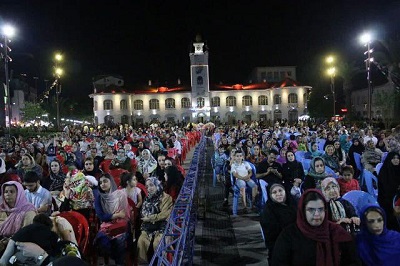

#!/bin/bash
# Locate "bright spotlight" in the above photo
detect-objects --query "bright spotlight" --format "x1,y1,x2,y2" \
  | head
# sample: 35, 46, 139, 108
360, 32, 372, 44
2, 25, 15, 38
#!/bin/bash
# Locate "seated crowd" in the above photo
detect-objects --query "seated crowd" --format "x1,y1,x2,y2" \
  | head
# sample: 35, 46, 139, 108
212, 121, 400, 265
0, 124, 200, 265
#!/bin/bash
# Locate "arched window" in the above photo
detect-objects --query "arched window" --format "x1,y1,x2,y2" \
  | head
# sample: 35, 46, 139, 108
211, 96, 220, 107
133, 100, 143, 110
226, 96, 236, 107
181, 98, 191, 108
149, 99, 160, 110
120, 99, 128, 110
104, 115, 114, 126
94, 101, 98, 111
258, 95, 268, 105
273, 95, 281, 105
197, 97, 205, 108
288, 93, 298, 104
165, 98, 175, 109
103, 100, 113, 110
242, 95, 252, 106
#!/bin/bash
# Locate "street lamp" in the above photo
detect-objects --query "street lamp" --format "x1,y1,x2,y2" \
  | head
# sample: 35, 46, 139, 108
360, 32, 374, 122
2, 24, 15, 138
325, 55, 336, 117
54, 53, 63, 131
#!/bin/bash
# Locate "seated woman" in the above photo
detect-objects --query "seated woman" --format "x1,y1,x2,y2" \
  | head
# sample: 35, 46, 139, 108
42, 159, 66, 193
361, 140, 383, 173
94, 173, 130, 266
272, 189, 360, 266
8, 154, 43, 182
109, 148, 132, 172
322, 144, 340, 174
321, 178, 360, 230
303, 157, 330, 191
137, 149, 158, 180
260, 183, 296, 265
0, 181, 36, 239
164, 165, 184, 202
282, 151, 305, 191
356, 205, 400, 266
305, 142, 323, 159
137, 177, 173, 264
333, 141, 347, 168
82, 158, 103, 181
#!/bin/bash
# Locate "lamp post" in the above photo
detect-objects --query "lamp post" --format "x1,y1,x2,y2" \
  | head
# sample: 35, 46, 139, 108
325, 56, 336, 118
2, 25, 15, 138
54, 53, 63, 131
360, 33, 373, 122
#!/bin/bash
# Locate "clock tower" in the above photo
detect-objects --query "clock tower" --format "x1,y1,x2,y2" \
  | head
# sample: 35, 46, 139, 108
189, 35, 210, 122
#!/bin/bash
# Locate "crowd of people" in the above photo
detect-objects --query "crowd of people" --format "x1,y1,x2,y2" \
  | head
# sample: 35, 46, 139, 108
0, 123, 200, 265
212, 121, 400, 265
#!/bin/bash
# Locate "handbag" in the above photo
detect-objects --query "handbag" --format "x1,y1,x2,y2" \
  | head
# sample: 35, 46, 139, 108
99, 218, 128, 238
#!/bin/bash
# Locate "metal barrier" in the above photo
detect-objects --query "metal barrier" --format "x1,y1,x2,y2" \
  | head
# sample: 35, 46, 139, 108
150, 136, 206, 265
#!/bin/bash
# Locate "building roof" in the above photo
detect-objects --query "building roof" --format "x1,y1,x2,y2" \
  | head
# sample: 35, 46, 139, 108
212, 78, 302, 91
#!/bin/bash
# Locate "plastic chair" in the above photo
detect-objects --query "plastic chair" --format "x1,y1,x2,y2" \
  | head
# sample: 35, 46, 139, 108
108, 168, 129, 187
99, 159, 112, 173
318, 139, 326, 151
325, 166, 338, 178
363, 169, 378, 199
211, 158, 217, 187
353, 152, 364, 185
231, 162, 258, 215
382, 152, 388, 163
259, 179, 268, 207
58, 211, 90, 255
302, 159, 311, 173
295, 151, 306, 162
376, 162, 383, 175
392, 195, 400, 227
342, 190, 379, 216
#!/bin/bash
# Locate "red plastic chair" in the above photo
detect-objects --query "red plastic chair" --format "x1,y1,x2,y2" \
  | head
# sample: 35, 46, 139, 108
130, 159, 138, 172
136, 182, 148, 197
108, 168, 128, 187
99, 159, 112, 173
58, 211, 90, 255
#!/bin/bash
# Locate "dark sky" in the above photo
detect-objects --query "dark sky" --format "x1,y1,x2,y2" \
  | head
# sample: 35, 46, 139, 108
1, 0, 400, 98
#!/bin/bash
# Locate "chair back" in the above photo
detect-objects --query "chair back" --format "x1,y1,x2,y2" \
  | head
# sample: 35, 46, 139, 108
376, 162, 383, 175
295, 151, 306, 162
136, 182, 148, 197
353, 153, 363, 172
342, 190, 379, 216
58, 211, 90, 254
382, 152, 388, 163
318, 139, 326, 151
108, 168, 129, 187
99, 159, 112, 173
363, 169, 378, 198
259, 179, 268, 206
325, 166, 338, 178
302, 159, 311, 173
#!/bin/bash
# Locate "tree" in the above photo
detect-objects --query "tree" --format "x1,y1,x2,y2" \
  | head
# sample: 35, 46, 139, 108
20, 102, 47, 122
374, 90, 399, 129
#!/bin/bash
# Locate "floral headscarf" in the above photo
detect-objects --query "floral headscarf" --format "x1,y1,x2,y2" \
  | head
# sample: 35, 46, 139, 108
137, 149, 157, 174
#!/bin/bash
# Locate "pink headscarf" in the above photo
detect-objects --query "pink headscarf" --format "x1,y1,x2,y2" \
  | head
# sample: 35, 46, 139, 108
0, 181, 36, 237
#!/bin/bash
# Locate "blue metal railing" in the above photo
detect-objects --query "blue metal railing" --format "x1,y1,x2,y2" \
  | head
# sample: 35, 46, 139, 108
150, 136, 206, 265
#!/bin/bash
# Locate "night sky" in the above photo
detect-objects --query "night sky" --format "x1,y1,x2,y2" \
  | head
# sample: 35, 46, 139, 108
1, 0, 399, 99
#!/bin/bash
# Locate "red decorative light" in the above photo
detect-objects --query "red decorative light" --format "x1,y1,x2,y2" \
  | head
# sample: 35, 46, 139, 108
158, 87, 168, 92
341, 108, 348, 112
232, 84, 243, 90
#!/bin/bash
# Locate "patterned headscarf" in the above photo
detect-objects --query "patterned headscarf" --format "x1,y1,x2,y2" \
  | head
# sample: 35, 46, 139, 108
137, 149, 157, 174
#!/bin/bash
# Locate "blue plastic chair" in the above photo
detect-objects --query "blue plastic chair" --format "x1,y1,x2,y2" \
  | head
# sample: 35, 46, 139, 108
382, 152, 388, 163
353, 152, 364, 185
325, 166, 338, 178
259, 179, 268, 207
302, 159, 311, 174
295, 151, 306, 162
318, 139, 326, 151
211, 158, 217, 187
231, 162, 258, 215
363, 169, 378, 199
342, 190, 379, 216
376, 162, 383, 175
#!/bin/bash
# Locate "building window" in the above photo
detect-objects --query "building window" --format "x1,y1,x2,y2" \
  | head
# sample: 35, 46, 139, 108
197, 97, 205, 108
149, 99, 160, 110
258, 95, 268, 105
94, 101, 98, 111
103, 100, 113, 110
226, 96, 236, 107
211, 96, 220, 107
280, 71, 286, 80
273, 72, 279, 81
121, 115, 129, 124
288, 93, 298, 104
261, 72, 267, 80
165, 98, 175, 109
242, 95, 252, 106
273, 95, 281, 105
181, 97, 191, 108
267, 72, 273, 81
133, 100, 143, 110
120, 99, 128, 110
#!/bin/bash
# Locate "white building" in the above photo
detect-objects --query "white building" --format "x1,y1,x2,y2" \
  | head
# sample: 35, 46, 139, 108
89, 38, 312, 126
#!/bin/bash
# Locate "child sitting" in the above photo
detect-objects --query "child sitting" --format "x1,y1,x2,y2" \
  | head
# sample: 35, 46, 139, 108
214, 145, 228, 182
337, 165, 360, 196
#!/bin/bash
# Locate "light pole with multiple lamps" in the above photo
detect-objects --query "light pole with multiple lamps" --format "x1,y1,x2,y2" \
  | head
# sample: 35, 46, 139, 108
54, 53, 63, 131
360, 32, 374, 122
325, 55, 336, 118
1, 25, 15, 138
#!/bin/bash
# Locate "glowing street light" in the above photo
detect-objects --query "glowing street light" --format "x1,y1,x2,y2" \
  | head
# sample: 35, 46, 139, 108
55, 53, 63, 62
2, 24, 16, 138
325, 55, 336, 117
53, 52, 64, 130
55, 67, 63, 77
360, 32, 373, 122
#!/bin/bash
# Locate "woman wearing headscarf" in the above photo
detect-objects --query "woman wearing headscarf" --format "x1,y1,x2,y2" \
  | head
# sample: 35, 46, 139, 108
8, 154, 43, 182
348, 138, 365, 177
42, 159, 66, 192
377, 151, 400, 231
333, 141, 346, 168
94, 173, 130, 266
322, 145, 340, 174
356, 205, 400, 266
0, 181, 36, 255
272, 189, 360, 266
137, 149, 158, 180
303, 157, 331, 191
321, 178, 360, 229
282, 151, 304, 191
260, 183, 296, 265
137, 176, 173, 264
361, 140, 383, 173
109, 148, 132, 172
164, 165, 184, 202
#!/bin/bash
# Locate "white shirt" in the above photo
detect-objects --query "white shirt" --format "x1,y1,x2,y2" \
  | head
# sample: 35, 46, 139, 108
231, 161, 251, 177
25, 185, 52, 211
